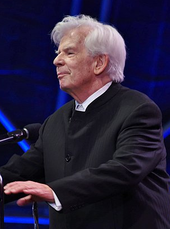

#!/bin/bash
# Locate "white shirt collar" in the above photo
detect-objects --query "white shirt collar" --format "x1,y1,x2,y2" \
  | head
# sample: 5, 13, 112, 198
75, 81, 112, 112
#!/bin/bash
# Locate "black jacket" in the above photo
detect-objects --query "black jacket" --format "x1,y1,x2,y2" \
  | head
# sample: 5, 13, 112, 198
1, 83, 170, 229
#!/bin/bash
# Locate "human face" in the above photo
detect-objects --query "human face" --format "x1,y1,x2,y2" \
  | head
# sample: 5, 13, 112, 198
53, 29, 96, 101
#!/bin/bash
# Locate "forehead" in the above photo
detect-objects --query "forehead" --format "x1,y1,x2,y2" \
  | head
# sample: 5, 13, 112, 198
58, 27, 90, 50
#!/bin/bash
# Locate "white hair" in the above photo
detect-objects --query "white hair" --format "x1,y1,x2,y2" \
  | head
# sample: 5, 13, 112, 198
51, 15, 126, 83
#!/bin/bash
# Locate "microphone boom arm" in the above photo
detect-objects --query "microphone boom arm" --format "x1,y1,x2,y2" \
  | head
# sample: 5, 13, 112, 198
0, 136, 15, 144
0, 123, 41, 145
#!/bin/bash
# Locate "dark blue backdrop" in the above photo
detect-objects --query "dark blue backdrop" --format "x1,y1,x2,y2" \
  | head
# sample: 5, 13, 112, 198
0, 0, 170, 228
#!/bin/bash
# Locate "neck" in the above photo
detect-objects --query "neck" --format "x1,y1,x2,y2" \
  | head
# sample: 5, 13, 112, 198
69, 78, 112, 103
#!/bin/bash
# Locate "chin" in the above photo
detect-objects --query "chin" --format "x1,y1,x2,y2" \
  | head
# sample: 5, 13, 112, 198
60, 84, 69, 92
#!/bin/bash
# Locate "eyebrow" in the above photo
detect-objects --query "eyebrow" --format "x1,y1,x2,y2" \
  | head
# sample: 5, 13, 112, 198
55, 46, 76, 55
55, 50, 59, 55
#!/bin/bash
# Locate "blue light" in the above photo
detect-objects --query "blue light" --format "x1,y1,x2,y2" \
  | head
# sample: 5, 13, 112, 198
0, 110, 30, 152
163, 128, 170, 139
18, 141, 30, 152
4, 216, 49, 225
70, 0, 82, 15
0, 110, 15, 132
100, 0, 113, 22
55, 90, 69, 110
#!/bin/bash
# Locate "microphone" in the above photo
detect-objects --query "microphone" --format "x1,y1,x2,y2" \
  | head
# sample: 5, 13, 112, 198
25, 123, 41, 141
0, 123, 41, 144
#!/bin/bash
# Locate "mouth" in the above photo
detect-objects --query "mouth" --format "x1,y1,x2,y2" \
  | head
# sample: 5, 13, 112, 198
57, 72, 69, 79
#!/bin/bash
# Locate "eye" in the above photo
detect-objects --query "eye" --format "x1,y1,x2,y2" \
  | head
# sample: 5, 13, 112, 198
68, 52, 74, 55
66, 49, 75, 56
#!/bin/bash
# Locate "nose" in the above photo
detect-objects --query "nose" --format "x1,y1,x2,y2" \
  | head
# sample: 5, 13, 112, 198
53, 55, 64, 66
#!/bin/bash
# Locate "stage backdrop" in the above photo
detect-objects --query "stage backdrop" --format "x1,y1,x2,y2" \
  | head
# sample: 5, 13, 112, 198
0, 0, 170, 228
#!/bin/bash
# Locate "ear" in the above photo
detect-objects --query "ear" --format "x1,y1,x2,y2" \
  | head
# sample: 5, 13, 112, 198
93, 54, 109, 75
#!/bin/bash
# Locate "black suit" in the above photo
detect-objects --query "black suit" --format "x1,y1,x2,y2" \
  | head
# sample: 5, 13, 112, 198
1, 83, 170, 229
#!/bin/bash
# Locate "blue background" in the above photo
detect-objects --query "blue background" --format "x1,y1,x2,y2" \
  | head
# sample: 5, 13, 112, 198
0, 0, 170, 228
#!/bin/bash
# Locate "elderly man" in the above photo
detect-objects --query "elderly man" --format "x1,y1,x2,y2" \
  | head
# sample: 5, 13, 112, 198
1, 15, 170, 229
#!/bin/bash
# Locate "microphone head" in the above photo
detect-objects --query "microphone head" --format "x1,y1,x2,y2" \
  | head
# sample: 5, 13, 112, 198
7, 129, 27, 142
23, 123, 41, 142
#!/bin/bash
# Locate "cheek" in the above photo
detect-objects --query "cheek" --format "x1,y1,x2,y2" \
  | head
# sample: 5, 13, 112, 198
69, 57, 94, 80
82, 64, 94, 77
79, 58, 94, 72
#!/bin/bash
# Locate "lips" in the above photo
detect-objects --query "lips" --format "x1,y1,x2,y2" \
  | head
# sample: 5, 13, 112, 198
57, 72, 69, 78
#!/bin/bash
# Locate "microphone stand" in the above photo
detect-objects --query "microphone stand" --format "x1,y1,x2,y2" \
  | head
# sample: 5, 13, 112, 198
0, 130, 26, 145
0, 136, 15, 145
0, 133, 39, 229
0, 136, 8, 229
32, 202, 39, 229
0, 175, 4, 229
